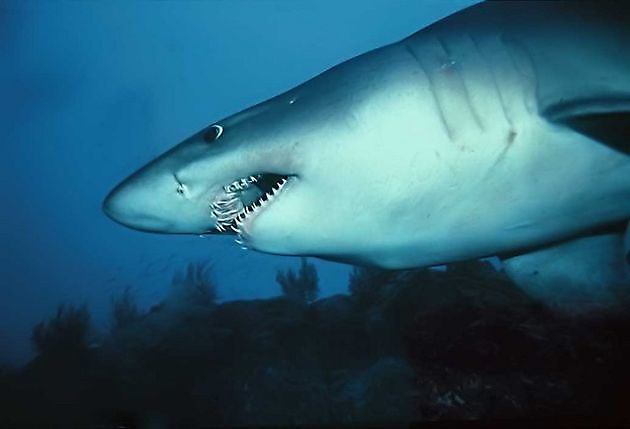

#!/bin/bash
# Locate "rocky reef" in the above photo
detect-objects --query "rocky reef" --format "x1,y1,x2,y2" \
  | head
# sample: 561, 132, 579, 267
1, 259, 629, 427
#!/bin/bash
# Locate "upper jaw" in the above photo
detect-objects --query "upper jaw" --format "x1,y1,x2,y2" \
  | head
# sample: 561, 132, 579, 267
209, 173, 292, 245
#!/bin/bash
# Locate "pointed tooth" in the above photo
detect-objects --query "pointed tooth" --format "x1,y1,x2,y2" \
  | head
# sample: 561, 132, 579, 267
217, 210, 237, 218
222, 202, 240, 210
215, 198, 237, 206
217, 210, 236, 218
230, 225, 240, 233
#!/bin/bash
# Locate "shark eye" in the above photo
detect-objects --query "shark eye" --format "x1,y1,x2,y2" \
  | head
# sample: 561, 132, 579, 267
203, 124, 223, 143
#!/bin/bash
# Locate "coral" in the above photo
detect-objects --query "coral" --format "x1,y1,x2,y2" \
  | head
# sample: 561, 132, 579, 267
110, 287, 141, 333
31, 304, 91, 357
276, 257, 319, 304
4, 259, 630, 427
347, 265, 397, 308
170, 261, 218, 307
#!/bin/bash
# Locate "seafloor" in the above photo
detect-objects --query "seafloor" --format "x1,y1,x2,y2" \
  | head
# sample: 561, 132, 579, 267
1, 259, 629, 427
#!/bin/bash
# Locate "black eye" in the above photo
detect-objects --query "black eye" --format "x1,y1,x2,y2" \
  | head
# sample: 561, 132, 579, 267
203, 124, 223, 143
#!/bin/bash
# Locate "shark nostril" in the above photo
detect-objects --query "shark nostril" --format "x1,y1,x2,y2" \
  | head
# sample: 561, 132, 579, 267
174, 174, 190, 197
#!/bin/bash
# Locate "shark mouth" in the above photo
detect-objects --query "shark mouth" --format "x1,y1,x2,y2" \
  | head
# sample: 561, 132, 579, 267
210, 173, 290, 244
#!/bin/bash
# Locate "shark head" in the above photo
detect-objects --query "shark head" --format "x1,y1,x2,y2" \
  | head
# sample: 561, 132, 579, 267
104, 0, 630, 270
103, 49, 420, 266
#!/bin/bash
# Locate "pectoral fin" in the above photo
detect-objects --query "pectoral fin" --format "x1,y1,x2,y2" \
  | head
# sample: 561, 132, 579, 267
501, 230, 630, 314
545, 99, 630, 155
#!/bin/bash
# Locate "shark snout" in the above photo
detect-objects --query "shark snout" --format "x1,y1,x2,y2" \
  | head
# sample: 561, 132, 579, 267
102, 184, 172, 232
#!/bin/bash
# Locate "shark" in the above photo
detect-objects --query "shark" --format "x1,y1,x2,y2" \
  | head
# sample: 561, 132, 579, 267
104, 1, 630, 310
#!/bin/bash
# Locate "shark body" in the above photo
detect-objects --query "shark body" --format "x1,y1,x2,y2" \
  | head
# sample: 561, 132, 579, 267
104, 1, 630, 307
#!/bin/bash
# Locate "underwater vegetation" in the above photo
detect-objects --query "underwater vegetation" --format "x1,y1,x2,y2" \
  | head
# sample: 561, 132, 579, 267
1, 260, 630, 427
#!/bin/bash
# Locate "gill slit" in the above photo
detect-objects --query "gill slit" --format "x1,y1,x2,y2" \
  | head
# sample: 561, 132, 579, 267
403, 40, 454, 142
436, 34, 485, 132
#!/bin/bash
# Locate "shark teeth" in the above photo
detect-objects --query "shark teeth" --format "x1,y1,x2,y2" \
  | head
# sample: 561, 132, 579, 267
210, 176, 289, 244
223, 175, 259, 193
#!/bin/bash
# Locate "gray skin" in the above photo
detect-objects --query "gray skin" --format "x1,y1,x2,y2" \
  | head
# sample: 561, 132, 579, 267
104, 1, 629, 300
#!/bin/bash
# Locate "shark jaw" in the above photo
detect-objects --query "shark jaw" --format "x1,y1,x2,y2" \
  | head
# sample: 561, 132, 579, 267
208, 173, 293, 247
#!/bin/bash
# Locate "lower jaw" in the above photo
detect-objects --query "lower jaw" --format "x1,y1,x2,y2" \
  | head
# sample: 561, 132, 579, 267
210, 174, 292, 246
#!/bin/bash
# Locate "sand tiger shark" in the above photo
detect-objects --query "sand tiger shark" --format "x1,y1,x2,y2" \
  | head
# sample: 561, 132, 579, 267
104, 1, 630, 310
